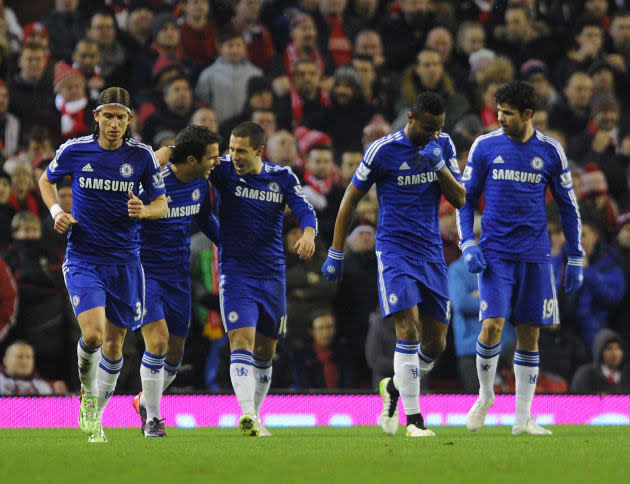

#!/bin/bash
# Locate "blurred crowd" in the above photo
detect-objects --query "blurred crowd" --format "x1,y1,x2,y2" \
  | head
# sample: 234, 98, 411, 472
1, 0, 630, 396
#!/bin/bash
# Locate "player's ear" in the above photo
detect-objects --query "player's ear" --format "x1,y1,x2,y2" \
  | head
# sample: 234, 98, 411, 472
186, 155, 197, 166
523, 109, 534, 122
255, 145, 265, 157
93, 110, 99, 122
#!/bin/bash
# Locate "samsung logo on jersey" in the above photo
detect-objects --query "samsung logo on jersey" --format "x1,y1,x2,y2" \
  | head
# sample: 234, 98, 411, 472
397, 172, 437, 186
166, 204, 201, 218
235, 186, 284, 203
492, 169, 542, 184
78, 177, 135, 192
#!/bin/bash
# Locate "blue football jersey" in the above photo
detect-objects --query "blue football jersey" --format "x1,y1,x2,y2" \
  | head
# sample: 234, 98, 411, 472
456, 129, 583, 264
140, 163, 219, 277
210, 157, 317, 278
352, 130, 461, 262
46, 135, 166, 264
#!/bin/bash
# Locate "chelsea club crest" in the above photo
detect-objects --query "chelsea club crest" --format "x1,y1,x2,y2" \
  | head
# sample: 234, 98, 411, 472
530, 157, 544, 170
119, 163, 134, 177
268, 182, 280, 192
192, 188, 201, 201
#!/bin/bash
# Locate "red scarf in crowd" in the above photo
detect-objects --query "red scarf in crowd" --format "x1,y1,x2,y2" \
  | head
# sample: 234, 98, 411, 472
290, 88, 331, 128
313, 342, 339, 389
304, 169, 335, 196
56, 95, 89, 139
284, 43, 325, 79
8, 192, 40, 217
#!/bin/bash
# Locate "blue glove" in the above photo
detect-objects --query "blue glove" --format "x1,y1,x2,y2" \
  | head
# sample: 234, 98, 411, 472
462, 244, 486, 273
419, 140, 446, 171
564, 262, 584, 293
321, 247, 344, 282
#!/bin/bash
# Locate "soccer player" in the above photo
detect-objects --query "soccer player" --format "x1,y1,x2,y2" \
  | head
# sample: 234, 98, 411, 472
39, 87, 168, 442
214, 122, 317, 436
132, 125, 221, 437
456, 81, 583, 435
321, 92, 465, 437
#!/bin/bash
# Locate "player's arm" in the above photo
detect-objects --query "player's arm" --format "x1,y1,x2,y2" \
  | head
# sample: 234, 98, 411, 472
154, 146, 173, 168
548, 146, 585, 293
38, 146, 77, 235
285, 170, 318, 260
456, 138, 486, 273
128, 191, 168, 219
195, 184, 220, 244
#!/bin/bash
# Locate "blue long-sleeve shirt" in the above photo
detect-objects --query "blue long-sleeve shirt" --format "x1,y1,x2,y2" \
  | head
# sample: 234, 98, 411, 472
456, 129, 583, 266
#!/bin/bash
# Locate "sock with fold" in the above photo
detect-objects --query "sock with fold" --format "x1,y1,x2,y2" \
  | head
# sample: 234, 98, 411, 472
77, 336, 101, 395
140, 351, 166, 422
253, 358, 272, 415
96, 352, 123, 420
392, 339, 420, 419
476, 338, 501, 402
514, 349, 539, 426
230, 349, 255, 415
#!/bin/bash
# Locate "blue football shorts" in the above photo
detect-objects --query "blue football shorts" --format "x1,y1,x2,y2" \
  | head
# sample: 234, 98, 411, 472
219, 274, 287, 339
139, 273, 191, 338
478, 257, 558, 325
375, 250, 451, 323
62, 257, 145, 329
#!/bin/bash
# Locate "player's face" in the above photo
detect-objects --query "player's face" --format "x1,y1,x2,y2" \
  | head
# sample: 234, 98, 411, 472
229, 135, 263, 175
94, 105, 130, 144
497, 103, 531, 139
196, 143, 220, 179
407, 111, 445, 146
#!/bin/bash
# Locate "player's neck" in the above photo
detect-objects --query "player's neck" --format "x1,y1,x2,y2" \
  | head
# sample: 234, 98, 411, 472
507, 123, 535, 143
170, 164, 196, 184
97, 136, 123, 150
246, 158, 264, 176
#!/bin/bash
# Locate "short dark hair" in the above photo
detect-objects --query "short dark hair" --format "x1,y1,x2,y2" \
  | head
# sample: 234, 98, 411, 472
163, 75, 190, 95
573, 16, 602, 38
352, 53, 374, 64
172, 125, 221, 164
495, 80, 537, 113
410, 91, 446, 118
232, 121, 266, 148
307, 143, 333, 157
218, 24, 243, 44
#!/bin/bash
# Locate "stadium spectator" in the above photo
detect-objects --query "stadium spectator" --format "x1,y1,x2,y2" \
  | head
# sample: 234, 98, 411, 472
71, 39, 104, 103
8, 41, 58, 140
453, 21, 486, 77
3, 125, 55, 177
553, 17, 604, 89
266, 130, 299, 168
251, 109, 276, 139
426, 26, 469, 92
317, 0, 355, 67
53, 62, 92, 140
398, 48, 470, 131
86, 11, 127, 84
9, 165, 41, 217
0, 169, 15, 250
285, 219, 336, 349
276, 58, 330, 131
351, 54, 396, 122
491, 3, 554, 68
612, 211, 630, 343
0, 257, 17, 342
607, 9, 630, 68
0, 80, 19, 158
44, 0, 83, 63
142, 76, 195, 149
474, 57, 514, 130
190, 107, 219, 135
0, 341, 67, 395
220, 76, 276, 140
365, 313, 395, 389
180, 0, 217, 74
335, 223, 379, 383
520, 59, 559, 111
268, 10, 335, 97
296, 308, 358, 389
353, 29, 385, 69
231, 0, 274, 73
125, 5, 154, 47
380, 0, 451, 70
339, 149, 362, 186
346, 0, 383, 33
569, 214, 626, 350
570, 328, 630, 394
325, 66, 374, 157
549, 71, 593, 137
195, 26, 263, 124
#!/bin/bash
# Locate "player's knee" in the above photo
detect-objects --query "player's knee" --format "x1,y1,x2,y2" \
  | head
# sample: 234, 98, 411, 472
147, 333, 168, 355
81, 330, 103, 349
101, 339, 123, 360
482, 319, 504, 338
254, 344, 275, 361
423, 337, 446, 356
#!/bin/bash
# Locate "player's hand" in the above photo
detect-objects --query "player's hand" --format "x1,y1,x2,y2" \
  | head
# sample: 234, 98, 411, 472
128, 190, 145, 218
463, 245, 486, 273
564, 263, 584, 294
321, 247, 344, 282
592, 131, 611, 153
294, 230, 315, 260
419, 140, 446, 171
53, 212, 77, 234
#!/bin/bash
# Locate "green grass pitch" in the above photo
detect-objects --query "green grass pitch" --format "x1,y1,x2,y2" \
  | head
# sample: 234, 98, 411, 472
1, 426, 628, 483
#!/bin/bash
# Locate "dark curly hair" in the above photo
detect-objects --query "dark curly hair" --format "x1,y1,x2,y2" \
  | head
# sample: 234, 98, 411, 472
495, 81, 537, 114
172, 125, 222, 165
